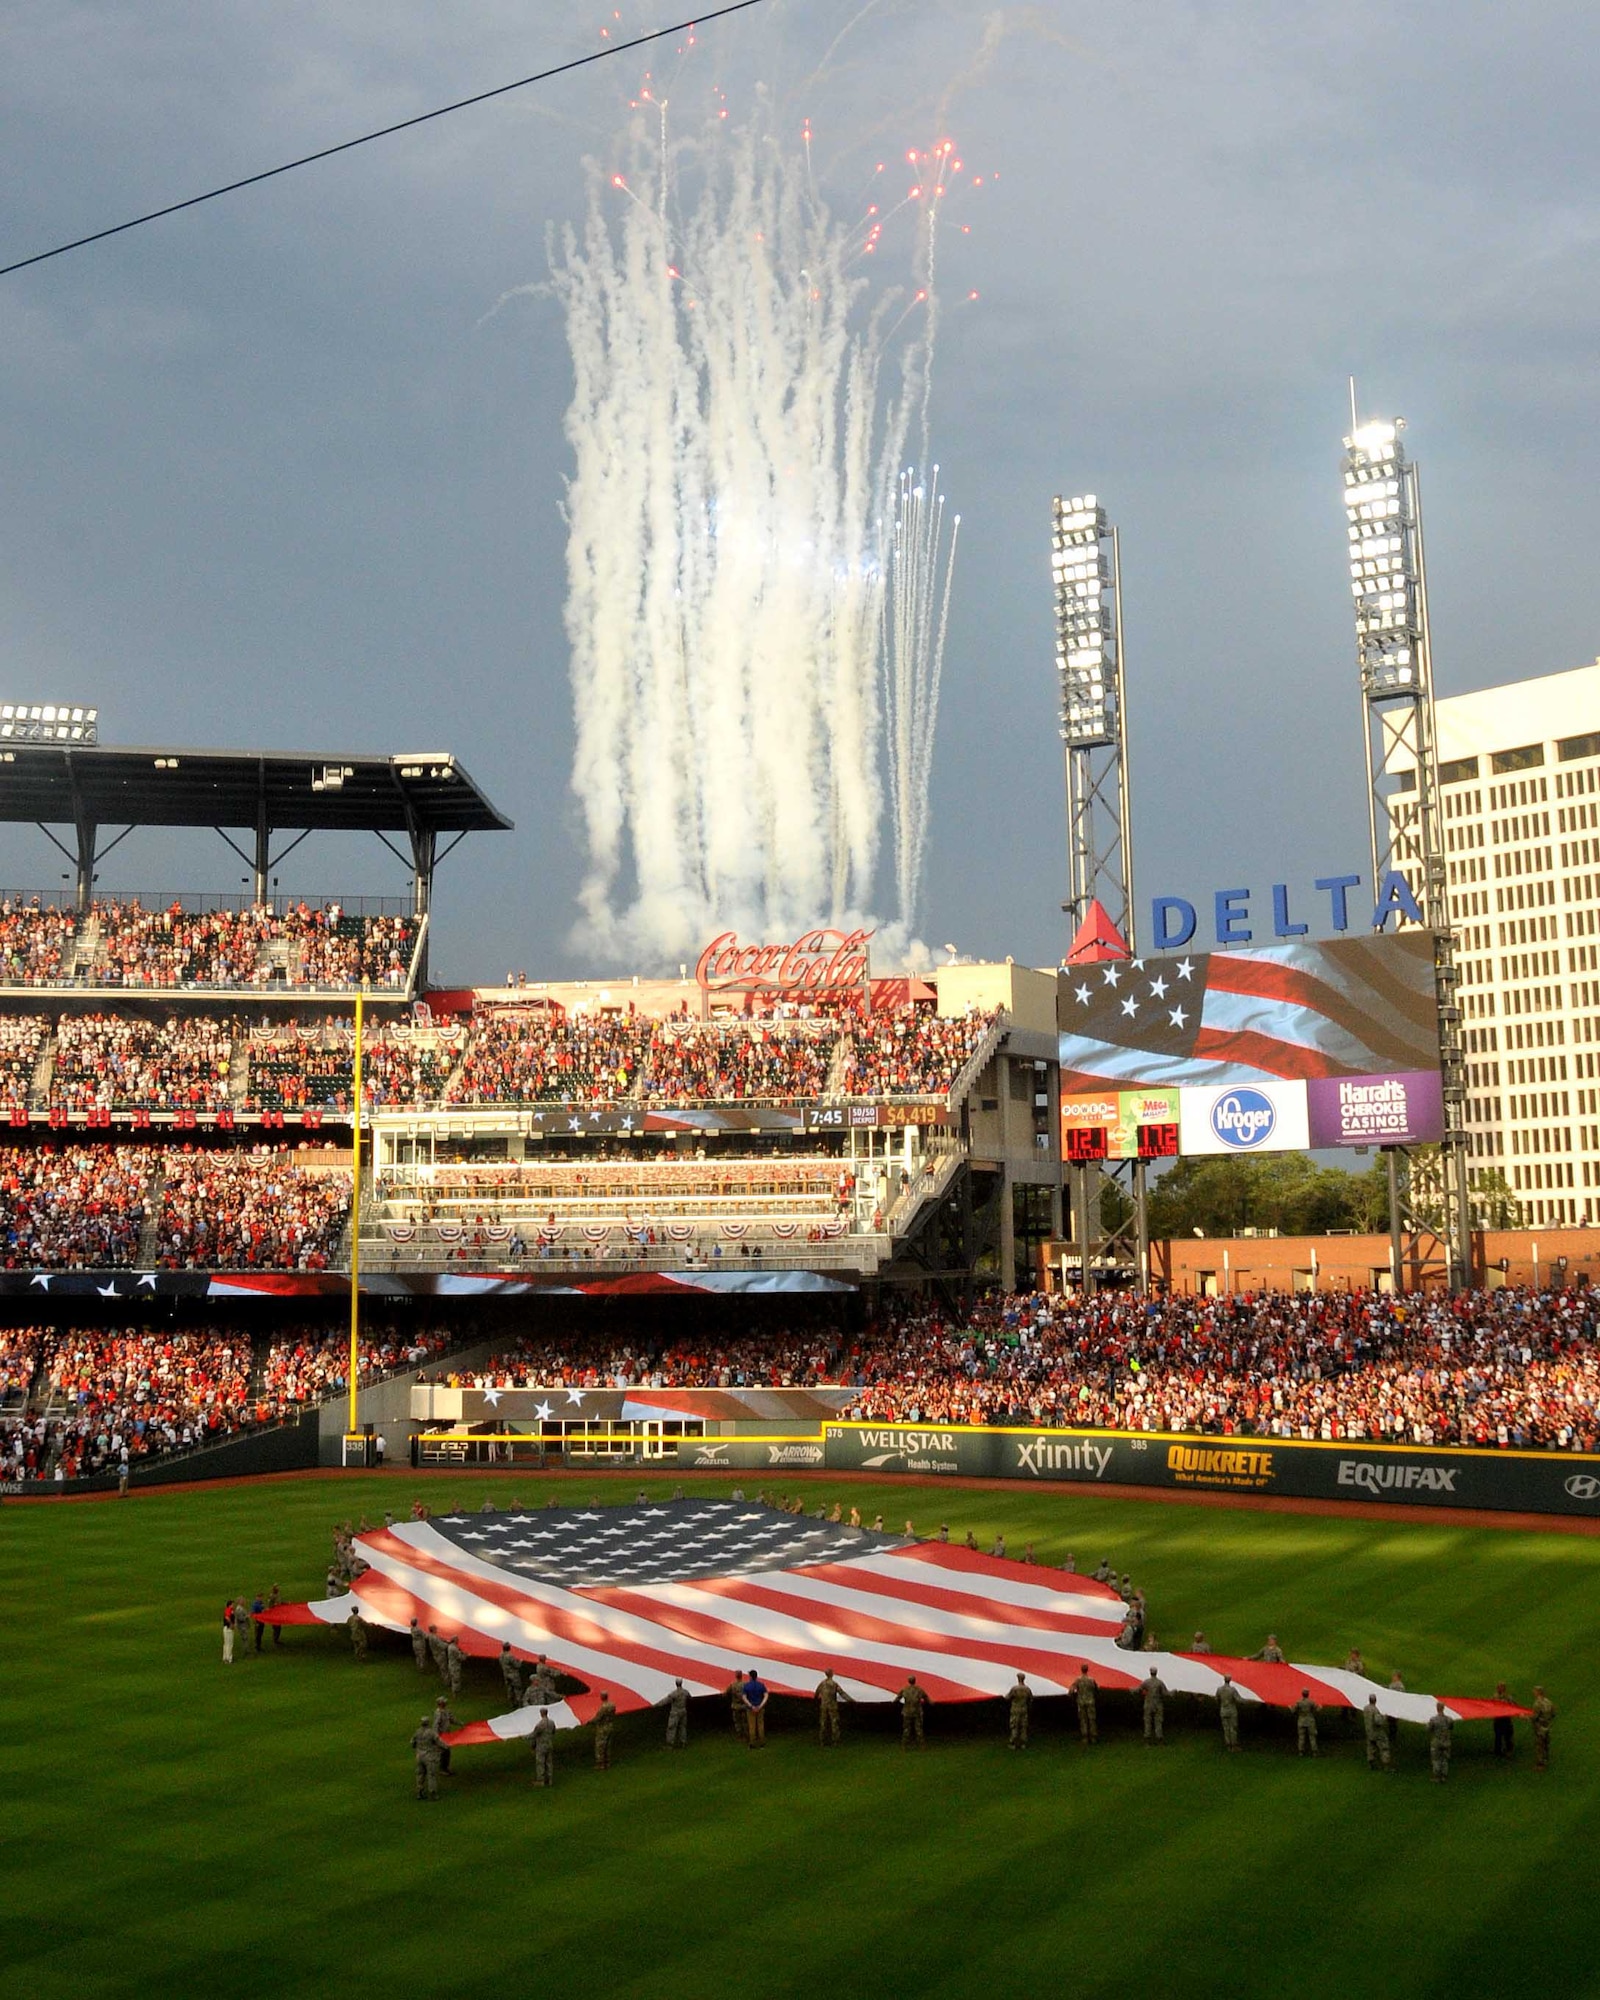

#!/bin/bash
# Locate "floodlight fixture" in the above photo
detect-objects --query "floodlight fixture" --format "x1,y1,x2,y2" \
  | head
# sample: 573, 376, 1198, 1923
0, 702, 98, 743
1052, 496, 1118, 747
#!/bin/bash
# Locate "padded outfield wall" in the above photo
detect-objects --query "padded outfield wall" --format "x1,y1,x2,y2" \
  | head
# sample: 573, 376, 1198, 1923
670, 1421, 1600, 1517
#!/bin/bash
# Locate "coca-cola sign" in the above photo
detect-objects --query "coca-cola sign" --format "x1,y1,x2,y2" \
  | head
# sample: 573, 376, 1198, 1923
695, 928, 873, 999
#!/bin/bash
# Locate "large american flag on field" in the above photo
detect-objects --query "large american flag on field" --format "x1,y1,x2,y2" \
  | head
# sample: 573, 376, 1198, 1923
274, 1500, 1521, 1739
1057, 935, 1440, 1093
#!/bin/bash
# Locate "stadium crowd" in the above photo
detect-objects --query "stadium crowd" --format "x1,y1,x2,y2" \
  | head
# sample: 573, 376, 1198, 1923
95, 902, 274, 988
0, 1015, 47, 1103
442, 1287, 1600, 1451
0, 900, 77, 984
35, 1329, 253, 1479
443, 1003, 989, 1107
0, 899, 417, 991
0, 1145, 153, 1267
259, 1325, 456, 1411
51, 1015, 234, 1111
243, 1021, 459, 1113
844, 1289, 1600, 1450
841, 1007, 996, 1097
155, 1149, 352, 1270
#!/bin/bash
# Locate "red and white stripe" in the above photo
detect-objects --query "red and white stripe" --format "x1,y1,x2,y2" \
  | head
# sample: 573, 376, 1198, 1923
266, 1528, 1525, 1743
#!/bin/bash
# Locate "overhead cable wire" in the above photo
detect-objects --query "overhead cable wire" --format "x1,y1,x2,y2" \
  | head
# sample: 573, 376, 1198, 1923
0, 0, 769, 280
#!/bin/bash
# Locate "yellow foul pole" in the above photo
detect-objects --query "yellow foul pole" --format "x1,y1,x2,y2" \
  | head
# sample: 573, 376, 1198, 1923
346, 986, 365, 1443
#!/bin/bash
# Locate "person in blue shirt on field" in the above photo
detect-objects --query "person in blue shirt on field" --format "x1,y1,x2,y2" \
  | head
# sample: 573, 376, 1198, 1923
742, 1670, 770, 1748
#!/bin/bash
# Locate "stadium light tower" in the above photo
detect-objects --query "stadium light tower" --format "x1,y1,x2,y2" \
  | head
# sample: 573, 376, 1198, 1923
1340, 409, 1470, 1289
1052, 495, 1144, 1293
1053, 495, 1134, 953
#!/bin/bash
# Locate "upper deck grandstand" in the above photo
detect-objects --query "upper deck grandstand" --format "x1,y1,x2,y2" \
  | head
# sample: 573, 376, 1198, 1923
0, 724, 1060, 1291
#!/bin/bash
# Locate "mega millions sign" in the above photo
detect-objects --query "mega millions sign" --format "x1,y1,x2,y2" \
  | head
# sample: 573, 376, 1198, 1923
1059, 934, 1445, 1158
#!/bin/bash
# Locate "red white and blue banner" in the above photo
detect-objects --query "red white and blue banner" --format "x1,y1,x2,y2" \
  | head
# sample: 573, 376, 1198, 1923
268, 1500, 1525, 1739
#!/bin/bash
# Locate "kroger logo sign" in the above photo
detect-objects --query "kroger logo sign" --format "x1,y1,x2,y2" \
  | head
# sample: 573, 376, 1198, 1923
1210, 1088, 1277, 1149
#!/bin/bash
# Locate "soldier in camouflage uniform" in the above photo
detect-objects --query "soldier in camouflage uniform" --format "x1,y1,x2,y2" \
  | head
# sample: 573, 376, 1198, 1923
428, 1623, 449, 1682
410, 1617, 428, 1671
1293, 1690, 1319, 1757
346, 1608, 368, 1662
1532, 1686, 1554, 1771
445, 1635, 464, 1698
529, 1654, 556, 1705
897, 1675, 928, 1749
1217, 1673, 1242, 1752
656, 1677, 691, 1748
1071, 1666, 1098, 1745
498, 1642, 523, 1705
1363, 1692, 1392, 1771
726, 1673, 748, 1742
594, 1693, 617, 1770
815, 1670, 852, 1747
1007, 1673, 1032, 1750
1249, 1634, 1286, 1664
531, 1708, 556, 1787
1427, 1700, 1452, 1782
411, 1716, 442, 1801
1142, 1668, 1168, 1745
433, 1695, 460, 1775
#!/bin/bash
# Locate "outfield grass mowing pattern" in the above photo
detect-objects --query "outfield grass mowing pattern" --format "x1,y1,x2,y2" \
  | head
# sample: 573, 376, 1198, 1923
5, 1473, 1599, 1998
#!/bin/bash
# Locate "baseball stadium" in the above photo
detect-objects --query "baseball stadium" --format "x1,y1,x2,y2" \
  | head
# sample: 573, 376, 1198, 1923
6, 7, 1600, 1994
0, 718, 1594, 2000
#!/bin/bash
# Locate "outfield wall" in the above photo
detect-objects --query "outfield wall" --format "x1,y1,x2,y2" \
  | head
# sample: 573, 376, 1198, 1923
672, 1422, 1600, 1517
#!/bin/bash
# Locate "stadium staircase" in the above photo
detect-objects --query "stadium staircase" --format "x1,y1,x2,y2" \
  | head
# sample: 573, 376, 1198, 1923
28, 1035, 55, 1109
137, 1161, 167, 1267
944, 1010, 1009, 1113
883, 1133, 967, 1238
823, 1036, 851, 1098
66, 911, 101, 983
227, 1038, 252, 1105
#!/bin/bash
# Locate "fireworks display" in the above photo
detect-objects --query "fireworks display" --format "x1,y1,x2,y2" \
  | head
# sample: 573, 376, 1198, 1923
548, 92, 972, 965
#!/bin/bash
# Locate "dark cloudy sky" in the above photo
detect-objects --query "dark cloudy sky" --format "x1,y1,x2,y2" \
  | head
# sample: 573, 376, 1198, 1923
2, 0, 1595, 980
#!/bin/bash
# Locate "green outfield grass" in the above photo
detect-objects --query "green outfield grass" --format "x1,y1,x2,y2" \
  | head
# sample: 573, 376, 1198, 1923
4, 1472, 1599, 1999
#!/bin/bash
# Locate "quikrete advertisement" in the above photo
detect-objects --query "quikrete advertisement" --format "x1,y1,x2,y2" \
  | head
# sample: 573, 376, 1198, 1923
819, 1423, 1600, 1517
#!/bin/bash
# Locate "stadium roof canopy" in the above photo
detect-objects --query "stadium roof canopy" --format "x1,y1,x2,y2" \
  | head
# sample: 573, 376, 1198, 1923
0, 740, 511, 908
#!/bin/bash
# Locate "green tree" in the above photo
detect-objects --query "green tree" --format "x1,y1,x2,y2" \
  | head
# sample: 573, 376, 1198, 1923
1468, 1167, 1524, 1229
1147, 1151, 1392, 1238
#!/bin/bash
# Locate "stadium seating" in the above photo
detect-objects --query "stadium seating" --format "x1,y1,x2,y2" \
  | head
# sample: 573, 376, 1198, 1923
365, 1155, 870, 1268
0, 1145, 155, 1268
0, 901, 77, 985
419, 1289, 1600, 1451
0, 1016, 48, 1104
36, 1330, 253, 1478
155, 1149, 352, 1270
242, 1017, 462, 1113
51, 1015, 234, 1112
0, 898, 419, 994
443, 1004, 995, 1107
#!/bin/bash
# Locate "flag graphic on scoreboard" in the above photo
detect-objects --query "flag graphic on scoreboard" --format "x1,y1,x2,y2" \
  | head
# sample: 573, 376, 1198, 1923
1057, 934, 1441, 1093
266, 1500, 1523, 1737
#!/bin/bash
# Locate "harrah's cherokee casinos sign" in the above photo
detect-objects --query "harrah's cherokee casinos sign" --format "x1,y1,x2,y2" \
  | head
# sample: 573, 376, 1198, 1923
695, 928, 873, 999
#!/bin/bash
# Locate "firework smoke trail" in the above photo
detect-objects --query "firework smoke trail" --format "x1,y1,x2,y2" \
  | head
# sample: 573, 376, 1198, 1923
882, 466, 959, 933
549, 99, 950, 966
